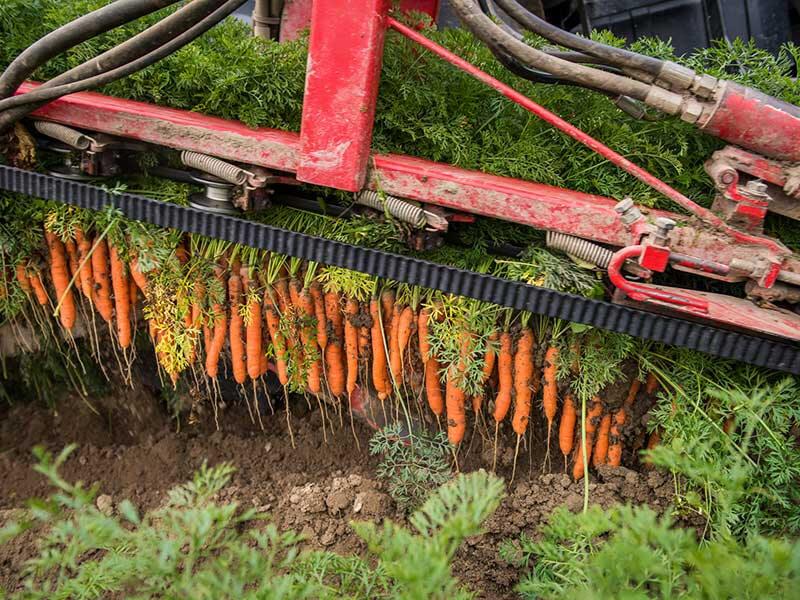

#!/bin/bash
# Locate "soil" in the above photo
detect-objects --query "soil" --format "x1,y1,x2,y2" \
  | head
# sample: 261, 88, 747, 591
0, 379, 672, 598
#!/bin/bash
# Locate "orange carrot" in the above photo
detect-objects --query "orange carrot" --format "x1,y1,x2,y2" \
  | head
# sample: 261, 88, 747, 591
264, 287, 289, 386
593, 413, 612, 466
493, 331, 513, 423
388, 304, 402, 385
129, 255, 148, 297
29, 271, 49, 306
645, 372, 659, 395
542, 345, 559, 459
92, 238, 113, 323
65, 239, 80, 282
45, 230, 76, 330
559, 393, 577, 459
205, 266, 227, 378
445, 331, 471, 445
511, 328, 535, 436
607, 408, 626, 467
344, 298, 359, 395
228, 271, 247, 385
245, 287, 263, 381
324, 290, 345, 396
15, 263, 31, 294
418, 308, 431, 361
573, 399, 604, 480
425, 357, 444, 417
625, 378, 642, 407
358, 325, 370, 363
297, 281, 322, 394
110, 245, 131, 348
397, 305, 415, 364
370, 297, 390, 398
75, 229, 94, 302
310, 281, 328, 351
473, 331, 498, 413
129, 277, 138, 309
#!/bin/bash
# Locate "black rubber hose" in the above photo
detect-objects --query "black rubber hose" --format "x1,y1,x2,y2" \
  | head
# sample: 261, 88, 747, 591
0, 0, 182, 100
449, 0, 653, 101
0, 0, 248, 126
493, 0, 664, 76
0, 0, 229, 128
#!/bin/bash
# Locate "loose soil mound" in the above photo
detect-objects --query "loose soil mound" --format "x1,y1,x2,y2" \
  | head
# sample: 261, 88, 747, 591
0, 387, 668, 598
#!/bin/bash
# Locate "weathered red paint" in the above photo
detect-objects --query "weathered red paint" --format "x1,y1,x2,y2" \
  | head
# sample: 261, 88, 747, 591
701, 82, 800, 163
279, 0, 438, 41
19, 82, 300, 172
297, 0, 389, 191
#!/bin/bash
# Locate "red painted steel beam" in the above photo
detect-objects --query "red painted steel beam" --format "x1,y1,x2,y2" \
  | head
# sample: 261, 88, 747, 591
18, 83, 300, 171
19, 83, 631, 244
297, 0, 389, 191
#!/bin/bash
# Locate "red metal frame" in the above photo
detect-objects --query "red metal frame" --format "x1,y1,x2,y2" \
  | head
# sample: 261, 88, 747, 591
297, 0, 389, 191
15, 7, 800, 341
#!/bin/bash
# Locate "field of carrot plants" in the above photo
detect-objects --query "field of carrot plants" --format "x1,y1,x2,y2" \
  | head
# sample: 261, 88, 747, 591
1, 1, 800, 597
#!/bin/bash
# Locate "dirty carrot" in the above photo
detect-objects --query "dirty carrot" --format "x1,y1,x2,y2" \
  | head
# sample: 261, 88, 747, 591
493, 331, 513, 423
418, 308, 431, 361
92, 238, 114, 323
344, 298, 359, 395
593, 413, 612, 466
228, 271, 247, 385
511, 328, 535, 436
324, 290, 345, 396
246, 289, 263, 381
607, 408, 626, 467
15, 263, 31, 294
29, 271, 49, 306
264, 287, 289, 385
388, 304, 402, 386
310, 281, 327, 350
542, 344, 559, 460
445, 331, 472, 446
129, 255, 148, 297
64, 238, 80, 281
129, 277, 138, 309
425, 357, 444, 416
45, 230, 76, 330
559, 393, 577, 460
110, 245, 132, 347
573, 399, 604, 480
370, 297, 389, 398
397, 305, 414, 364
298, 282, 321, 394
645, 372, 659, 395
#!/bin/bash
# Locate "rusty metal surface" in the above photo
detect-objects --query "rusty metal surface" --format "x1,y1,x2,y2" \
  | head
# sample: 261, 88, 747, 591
296, 0, 389, 191
701, 82, 800, 163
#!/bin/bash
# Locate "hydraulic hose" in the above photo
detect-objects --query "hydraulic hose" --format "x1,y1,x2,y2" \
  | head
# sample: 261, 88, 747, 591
0, 0, 182, 100
0, 0, 248, 127
493, 0, 664, 77
448, 0, 654, 101
0, 0, 231, 128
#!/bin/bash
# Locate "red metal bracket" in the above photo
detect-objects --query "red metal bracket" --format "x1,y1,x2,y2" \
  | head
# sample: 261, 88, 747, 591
297, 0, 389, 191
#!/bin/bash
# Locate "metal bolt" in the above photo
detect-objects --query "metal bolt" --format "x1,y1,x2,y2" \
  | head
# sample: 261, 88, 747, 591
744, 179, 768, 195
655, 217, 676, 232
615, 197, 643, 226
614, 198, 634, 214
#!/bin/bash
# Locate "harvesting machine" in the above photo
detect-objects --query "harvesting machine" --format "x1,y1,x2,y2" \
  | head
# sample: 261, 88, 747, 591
2, 0, 800, 375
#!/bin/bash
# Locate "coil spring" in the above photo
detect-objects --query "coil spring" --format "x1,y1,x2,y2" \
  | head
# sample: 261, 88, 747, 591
357, 190, 426, 228
181, 151, 248, 185
34, 121, 91, 150
546, 231, 613, 269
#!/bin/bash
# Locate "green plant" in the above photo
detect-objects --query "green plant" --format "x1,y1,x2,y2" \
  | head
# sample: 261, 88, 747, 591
1, 448, 505, 599
370, 423, 453, 512
641, 352, 800, 537
502, 505, 800, 600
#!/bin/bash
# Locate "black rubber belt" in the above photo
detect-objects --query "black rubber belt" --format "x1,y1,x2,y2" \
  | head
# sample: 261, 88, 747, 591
2, 165, 799, 375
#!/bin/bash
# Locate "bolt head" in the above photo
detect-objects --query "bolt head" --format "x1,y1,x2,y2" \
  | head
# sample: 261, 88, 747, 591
655, 217, 676, 231
614, 197, 634, 214
744, 179, 768, 195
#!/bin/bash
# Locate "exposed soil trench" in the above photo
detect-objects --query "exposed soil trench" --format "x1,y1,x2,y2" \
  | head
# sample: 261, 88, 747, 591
0, 380, 672, 598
